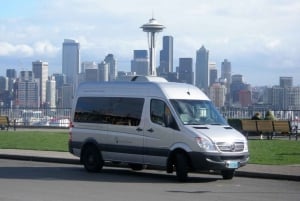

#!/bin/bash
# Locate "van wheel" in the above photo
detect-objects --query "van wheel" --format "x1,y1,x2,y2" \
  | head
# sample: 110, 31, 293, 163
221, 170, 235, 180
175, 153, 189, 182
129, 163, 144, 171
82, 146, 103, 172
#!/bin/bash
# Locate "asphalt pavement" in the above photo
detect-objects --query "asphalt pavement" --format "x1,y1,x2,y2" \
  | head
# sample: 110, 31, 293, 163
0, 148, 299, 181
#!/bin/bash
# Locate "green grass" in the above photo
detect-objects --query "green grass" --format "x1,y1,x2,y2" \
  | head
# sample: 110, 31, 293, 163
0, 130, 68, 152
248, 139, 300, 165
0, 130, 300, 165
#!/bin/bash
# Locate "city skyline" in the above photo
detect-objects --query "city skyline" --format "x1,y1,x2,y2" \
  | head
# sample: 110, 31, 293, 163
1, 0, 300, 86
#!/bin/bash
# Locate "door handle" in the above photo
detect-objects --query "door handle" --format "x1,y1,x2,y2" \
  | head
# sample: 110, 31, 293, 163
136, 127, 143, 132
147, 128, 154, 132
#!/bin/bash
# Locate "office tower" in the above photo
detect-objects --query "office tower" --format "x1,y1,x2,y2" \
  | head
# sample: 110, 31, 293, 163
85, 68, 98, 82
46, 76, 56, 108
280, 77, 293, 88
6, 69, 17, 79
98, 61, 109, 82
209, 62, 218, 86
195, 46, 209, 92
104, 54, 117, 81
209, 83, 226, 108
32, 60, 48, 107
131, 50, 149, 75
62, 39, 80, 90
52, 73, 66, 108
230, 74, 250, 104
178, 58, 193, 84
81, 61, 97, 73
141, 18, 165, 76
6, 69, 17, 93
0, 76, 8, 93
221, 59, 231, 89
18, 71, 39, 108
61, 84, 73, 108
159, 36, 173, 75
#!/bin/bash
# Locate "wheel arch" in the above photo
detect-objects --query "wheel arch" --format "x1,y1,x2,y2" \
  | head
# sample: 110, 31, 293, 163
80, 138, 100, 163
166, 143, 193, 173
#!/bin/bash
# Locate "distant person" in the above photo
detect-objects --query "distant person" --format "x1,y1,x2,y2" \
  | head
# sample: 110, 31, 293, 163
264, 110, 276, 120
251, 112, 261, 120
264, 110, 276, 139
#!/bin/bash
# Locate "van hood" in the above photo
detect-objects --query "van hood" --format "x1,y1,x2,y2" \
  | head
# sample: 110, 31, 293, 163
185, 124, 246, 142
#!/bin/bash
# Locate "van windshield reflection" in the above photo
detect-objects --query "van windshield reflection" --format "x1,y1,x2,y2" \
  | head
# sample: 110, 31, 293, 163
170, 99, 227, 125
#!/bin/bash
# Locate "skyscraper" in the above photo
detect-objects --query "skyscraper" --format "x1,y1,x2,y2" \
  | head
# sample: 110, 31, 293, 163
98, 61, 109, 82
131, 50, 149, 75
159, 36, 173, 75
221, 59, 231, 89
178, 58, 193, 84
32, 60, 48, 107
195, 46, 209, 92
46, 76, 56, 108
209, 62, 218, 87
18, 71, 39, 108
62, 39, 80, 90
280, 76, 293, 88
104, 54, 117, 81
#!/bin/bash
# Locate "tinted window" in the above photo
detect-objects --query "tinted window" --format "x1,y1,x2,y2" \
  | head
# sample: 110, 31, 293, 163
74, 97, 144, 126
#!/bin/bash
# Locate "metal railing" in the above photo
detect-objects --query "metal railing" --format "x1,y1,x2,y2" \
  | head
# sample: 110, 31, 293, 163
1, 107, 299, 128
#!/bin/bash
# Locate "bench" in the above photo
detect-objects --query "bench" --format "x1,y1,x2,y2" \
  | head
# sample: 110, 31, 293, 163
240, 119, 298, 140
0, 116, 10, 131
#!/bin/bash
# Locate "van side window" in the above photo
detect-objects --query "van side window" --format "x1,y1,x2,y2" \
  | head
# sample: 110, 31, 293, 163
74, 97, 144, 126
150, 99, 179, 130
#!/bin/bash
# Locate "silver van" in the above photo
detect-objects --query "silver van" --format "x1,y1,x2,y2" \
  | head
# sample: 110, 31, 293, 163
69, 77, 249, 181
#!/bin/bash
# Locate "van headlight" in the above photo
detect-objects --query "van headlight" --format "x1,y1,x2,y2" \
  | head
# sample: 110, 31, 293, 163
196, 136, 217, 152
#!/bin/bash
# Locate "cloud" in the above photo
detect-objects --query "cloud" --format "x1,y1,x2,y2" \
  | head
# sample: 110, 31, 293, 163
0, 41, 59, 57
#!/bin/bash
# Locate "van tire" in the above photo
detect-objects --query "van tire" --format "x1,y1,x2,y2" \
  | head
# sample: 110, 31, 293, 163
82, 145, 103, 172
221, 170, 235, 180
175, 153, 189, 182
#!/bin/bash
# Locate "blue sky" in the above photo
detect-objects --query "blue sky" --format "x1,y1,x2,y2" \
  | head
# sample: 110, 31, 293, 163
1, 0, 300, 86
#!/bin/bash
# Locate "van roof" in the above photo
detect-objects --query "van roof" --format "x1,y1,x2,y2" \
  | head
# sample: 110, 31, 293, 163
76, 81, 210, 100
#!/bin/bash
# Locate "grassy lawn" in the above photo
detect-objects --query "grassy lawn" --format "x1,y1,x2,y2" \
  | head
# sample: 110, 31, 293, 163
0, 130, 299, 165
248, 139, 300, 165
0, 130, 69, 152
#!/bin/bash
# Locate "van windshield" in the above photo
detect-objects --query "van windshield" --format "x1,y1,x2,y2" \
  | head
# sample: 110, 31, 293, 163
170, 99, 227, 125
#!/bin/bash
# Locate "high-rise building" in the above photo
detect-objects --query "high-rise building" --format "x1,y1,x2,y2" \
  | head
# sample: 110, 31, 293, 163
104, 54, 117, 81
85, 68, 98, 82
178, 58, 193, 84
0, 76, 8, 93
209, 62, 218, 87
18, 71, 39, 108
221, 59, 231, 91
52, 73, 66, 108
62, 39, 80, 90
61, 84, 73, 108
98, 61, 109, 82
280, 76, 293, 88
131, 50, 149, 75
209, 83, 226, 108
32, 60, 48, 107
46, 76, 56, 108
195, 46, 209, 92
6, 69, 17, 79
159, 36, 173, 75
6, 69, 17, 94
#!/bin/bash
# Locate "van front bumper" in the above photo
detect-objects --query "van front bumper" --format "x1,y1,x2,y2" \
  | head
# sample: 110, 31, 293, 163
188, 152, 249, 171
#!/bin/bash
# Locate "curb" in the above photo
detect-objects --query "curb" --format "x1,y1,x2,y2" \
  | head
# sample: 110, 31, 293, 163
0, 154, 299, 182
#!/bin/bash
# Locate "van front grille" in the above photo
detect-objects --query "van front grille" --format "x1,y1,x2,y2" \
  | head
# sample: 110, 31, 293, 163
216, 142, 244, 152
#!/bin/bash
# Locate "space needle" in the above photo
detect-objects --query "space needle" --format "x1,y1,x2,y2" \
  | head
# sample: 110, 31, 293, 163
141, 18, 165, 76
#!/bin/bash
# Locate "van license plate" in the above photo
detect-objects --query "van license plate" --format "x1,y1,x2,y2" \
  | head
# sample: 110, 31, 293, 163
226, 161, 239, 169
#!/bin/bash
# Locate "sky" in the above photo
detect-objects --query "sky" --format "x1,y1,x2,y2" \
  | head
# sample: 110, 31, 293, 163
0, 0, 300, 86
